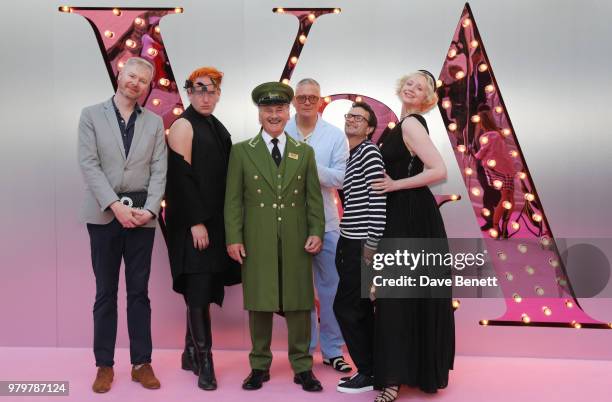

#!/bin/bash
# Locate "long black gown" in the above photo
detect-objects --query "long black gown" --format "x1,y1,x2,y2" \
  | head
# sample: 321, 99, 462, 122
373, 114, 455, 393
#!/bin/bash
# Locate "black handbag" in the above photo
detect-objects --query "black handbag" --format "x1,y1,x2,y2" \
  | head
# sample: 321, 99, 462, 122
117, 191, 148, 209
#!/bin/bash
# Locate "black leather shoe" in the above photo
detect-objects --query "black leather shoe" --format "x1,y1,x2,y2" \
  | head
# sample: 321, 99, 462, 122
293, 370, 323, 392
242, 369, 270, 390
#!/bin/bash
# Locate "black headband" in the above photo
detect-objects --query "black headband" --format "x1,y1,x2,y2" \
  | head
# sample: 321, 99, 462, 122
183, 78, 218, 90
418, 69, 436, 90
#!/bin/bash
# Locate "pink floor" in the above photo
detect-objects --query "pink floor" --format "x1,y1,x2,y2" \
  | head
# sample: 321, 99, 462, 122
0, 347, 609, 402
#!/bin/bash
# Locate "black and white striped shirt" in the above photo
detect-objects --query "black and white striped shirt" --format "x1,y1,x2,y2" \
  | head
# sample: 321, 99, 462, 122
340, 140, 386, 248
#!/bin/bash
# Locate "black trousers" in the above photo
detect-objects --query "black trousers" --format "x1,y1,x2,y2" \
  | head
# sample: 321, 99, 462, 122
87, 219, 155, 367
333, 236, 375, 376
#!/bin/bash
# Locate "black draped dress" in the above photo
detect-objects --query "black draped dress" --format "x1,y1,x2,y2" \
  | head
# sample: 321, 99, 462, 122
373, 114, 455, 393
165, 106, 239, 306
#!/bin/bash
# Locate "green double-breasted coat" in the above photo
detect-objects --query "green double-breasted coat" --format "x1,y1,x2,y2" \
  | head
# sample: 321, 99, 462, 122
224, 131, 325, 312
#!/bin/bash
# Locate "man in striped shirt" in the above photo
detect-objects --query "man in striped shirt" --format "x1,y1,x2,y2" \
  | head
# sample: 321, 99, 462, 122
333, 102, 386, 393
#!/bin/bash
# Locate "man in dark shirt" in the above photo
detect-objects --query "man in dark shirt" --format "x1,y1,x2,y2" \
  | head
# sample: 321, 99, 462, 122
77, 57, 167, 393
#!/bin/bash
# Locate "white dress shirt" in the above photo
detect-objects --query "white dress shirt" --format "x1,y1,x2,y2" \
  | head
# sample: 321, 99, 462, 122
262, 130, 287, 157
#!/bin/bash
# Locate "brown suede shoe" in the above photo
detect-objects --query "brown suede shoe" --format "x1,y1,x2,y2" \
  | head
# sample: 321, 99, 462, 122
92, 366, 113, 393
131, 363, 161, 389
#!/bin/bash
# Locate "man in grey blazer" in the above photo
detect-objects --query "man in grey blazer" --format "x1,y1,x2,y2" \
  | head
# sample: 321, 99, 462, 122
78, 57, 167, 393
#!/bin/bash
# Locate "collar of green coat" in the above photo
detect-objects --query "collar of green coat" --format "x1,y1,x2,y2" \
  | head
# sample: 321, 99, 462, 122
245, 130, 306, 193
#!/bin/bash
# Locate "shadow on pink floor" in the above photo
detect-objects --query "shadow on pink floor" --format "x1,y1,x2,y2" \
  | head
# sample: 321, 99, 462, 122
0, 347, 609, 402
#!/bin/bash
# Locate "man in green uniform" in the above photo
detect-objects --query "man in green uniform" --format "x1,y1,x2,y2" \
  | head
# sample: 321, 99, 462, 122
224, 82, 325, 392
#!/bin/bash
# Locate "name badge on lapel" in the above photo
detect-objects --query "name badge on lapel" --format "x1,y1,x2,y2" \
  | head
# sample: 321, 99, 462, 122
288, 152, 299, 160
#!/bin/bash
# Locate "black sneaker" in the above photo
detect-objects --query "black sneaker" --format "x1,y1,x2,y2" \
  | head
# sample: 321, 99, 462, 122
336, 372, 374, 393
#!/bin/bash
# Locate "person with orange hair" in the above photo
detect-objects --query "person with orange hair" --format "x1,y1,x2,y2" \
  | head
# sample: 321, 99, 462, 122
165, 66, 239, 390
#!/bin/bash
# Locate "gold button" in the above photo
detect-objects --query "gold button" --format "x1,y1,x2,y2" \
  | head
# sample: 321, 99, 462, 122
278, 196, 282, 200
277, 174, 282, 178
278, 185, 282, 189
260, 203, 264, 208
297, 175, 302, 180
257, 189, 262, 194
254, 175, 259, 180
272, 203, 277, 209
291, 202, 295, 207
294, 189, 298, 194
278, 217, 282, 221
280, 204, 285, 208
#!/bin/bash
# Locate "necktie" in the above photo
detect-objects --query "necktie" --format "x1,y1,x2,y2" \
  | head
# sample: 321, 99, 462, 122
271, 137, 282, 167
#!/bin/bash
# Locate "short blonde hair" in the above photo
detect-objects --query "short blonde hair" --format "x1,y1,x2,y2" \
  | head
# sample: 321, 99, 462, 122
396, 71, 439, 113
121, 57, 155, 81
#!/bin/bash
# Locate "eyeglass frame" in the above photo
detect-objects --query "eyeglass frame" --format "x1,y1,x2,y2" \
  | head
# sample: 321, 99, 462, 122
294, 95, 321, 104
344, 113, 369, 123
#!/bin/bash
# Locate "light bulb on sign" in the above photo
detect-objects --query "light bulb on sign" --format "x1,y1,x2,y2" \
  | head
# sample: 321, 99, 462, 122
276, 7, 285, 13
456, 144, 465, 153
333, 8, 341, 14
535, 286, 545, 296
455, 70, 465, 79
104, 30, 114, 38
448, 49, 457, 59
308, 13, 316, 22
505, 272, 514, 281
159, 78, 170, 87
532, 213, 543, 222
486, 159, 497, 168
502, 201, 512, 210
355, 96, 363, 102
471, 187, 481, 196
525, 265, 535, 275
134, 17, 145, 27
112, 8, 121, 16
147, 48, 158, 57
495, 106, 503, 114
485, 84, 495, 93
565, 300, 574, 308
299, 34, 306, 44
478, 63, 488, 72
282, 78, 290, 85
464, 167, 473, 176
480, 319, 489, 326
482, 208, 491, 217
470, 40, 479, 48
497, 251, 507, 261
449, 123, 458, 132
436, 79, 443, 88
442, 100, 451, 109
513, 293, 522, 303
125, 39, 137, 49
462, 18, 471, 27
517, 244, 528, 253
151, 98, 161, 106
542, 306, 552, 316
154, 26, 161, 34
493, 180, 503, 189
387, 122, 396, 129
524, 193, 535, 202
511, 221, 520, 230
471, 115, 480, 123
324, 96, 331, 103
479, 136, 489, 145
172, 107, 183, 116
521, 314, 531, 324
488, 228, 498, 238
502, 128, 511, 136
174, 7, 183, 13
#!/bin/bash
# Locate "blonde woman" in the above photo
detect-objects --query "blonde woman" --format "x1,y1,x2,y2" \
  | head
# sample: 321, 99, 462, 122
371, 70, 455, 400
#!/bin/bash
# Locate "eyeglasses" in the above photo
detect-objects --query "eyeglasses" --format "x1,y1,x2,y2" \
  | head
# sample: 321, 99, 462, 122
344, 113, 368, 123
187, 84, 218, 97
295, 95, 320, 104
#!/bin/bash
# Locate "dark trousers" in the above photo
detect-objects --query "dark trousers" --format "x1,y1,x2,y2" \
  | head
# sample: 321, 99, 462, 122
333, 236, 375, 376
87, 219, 155, 367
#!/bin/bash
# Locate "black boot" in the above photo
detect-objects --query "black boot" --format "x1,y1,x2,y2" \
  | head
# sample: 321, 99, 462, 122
188, 306, 217, 390
181, 311, 198, 375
